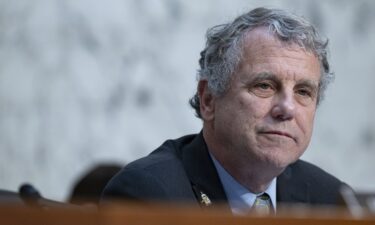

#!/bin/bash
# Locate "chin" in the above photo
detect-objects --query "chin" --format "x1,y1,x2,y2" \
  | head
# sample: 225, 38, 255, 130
259, 150, 300, 170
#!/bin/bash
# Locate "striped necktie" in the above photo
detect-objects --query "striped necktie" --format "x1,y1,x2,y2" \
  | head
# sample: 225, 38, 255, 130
252, 193, 273, 214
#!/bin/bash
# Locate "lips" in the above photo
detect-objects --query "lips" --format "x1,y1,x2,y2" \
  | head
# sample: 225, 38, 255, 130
259, 130, 295, 141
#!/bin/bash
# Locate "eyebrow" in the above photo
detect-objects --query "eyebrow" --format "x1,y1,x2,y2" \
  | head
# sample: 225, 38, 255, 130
249, 72, 278, 83
247, 72, 319, 91
296, 80, 319, 91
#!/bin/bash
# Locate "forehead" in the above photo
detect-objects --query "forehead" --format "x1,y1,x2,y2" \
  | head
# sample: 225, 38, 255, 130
237, 27, 321, 82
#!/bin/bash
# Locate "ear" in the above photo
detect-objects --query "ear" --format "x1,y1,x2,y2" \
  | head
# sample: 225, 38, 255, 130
198, 80, 215, 121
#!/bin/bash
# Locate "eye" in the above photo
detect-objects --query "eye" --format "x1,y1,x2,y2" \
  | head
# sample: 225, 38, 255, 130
250, 82, 276, 98
255, 82, 273, 90
295, 87, 317, 105
296, 89, 312, 97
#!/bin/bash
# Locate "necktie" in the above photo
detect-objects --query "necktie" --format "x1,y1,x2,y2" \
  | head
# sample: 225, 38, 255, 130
252, 193, 273, 215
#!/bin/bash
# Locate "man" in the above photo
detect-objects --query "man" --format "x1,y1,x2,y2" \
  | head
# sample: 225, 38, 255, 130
102, 7, 346, 214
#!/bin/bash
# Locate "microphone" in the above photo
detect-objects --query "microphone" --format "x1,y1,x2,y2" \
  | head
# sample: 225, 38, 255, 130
19, 183, 42, 206
19, 183, 92, 210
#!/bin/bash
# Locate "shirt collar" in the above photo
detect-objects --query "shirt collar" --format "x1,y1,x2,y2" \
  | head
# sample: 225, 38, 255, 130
210, 153, 277, 215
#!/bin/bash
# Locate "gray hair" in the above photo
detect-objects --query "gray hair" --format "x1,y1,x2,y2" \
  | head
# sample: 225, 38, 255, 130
189, 7, 334, 118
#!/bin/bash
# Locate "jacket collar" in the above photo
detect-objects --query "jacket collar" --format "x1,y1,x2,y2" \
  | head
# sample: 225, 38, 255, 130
180, 132, 229, 208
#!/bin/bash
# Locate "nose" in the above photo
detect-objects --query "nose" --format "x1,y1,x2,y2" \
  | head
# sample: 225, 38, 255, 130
271, 92, 296, 121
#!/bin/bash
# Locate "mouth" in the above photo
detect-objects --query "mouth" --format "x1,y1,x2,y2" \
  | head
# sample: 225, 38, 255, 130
259, 130, 295, 141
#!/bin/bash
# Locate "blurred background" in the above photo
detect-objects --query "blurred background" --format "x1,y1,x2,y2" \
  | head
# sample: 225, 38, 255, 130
0, 0, 374, 202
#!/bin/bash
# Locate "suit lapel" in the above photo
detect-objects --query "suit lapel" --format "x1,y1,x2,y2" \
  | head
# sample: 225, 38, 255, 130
277, 161, 310, 204
180, 132, 229, 208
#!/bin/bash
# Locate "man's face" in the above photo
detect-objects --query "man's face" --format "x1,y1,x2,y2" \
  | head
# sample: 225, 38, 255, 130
207, 28, 321, 170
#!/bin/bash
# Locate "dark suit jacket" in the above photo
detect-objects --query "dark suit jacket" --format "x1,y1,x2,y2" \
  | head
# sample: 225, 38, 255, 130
102, 133, 344, 208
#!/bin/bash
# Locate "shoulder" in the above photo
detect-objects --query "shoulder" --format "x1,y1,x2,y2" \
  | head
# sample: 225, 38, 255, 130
120, 133, 198, 178
289, 160, 342, 186
283, 160, 345, 204
101, 134, 199, 202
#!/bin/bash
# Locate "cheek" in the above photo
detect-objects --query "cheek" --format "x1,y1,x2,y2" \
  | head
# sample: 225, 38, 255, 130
297, 108, 316, 138
238, 95, 271, 119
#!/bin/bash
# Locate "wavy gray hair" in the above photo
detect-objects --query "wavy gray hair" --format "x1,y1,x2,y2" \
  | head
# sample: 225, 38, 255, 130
189, 7, 334, 118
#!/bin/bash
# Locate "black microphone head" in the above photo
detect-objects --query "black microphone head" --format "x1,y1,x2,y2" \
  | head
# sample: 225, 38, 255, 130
19, 183, 42, 200
18, 184, 83, 210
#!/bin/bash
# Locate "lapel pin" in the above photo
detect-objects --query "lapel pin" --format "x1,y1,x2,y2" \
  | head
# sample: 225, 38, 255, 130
200, 192, 212, 206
